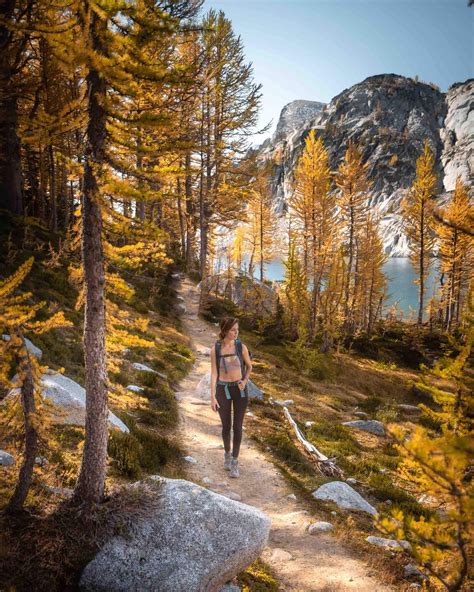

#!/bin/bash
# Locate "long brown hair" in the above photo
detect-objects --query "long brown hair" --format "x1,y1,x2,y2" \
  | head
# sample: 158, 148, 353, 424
219, 317, 238, 341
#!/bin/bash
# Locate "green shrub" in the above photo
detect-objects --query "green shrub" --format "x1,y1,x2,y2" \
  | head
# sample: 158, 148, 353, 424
375, 403, 399, 423
358, 395, 382, 413
306, 419, 359, 459
108, 419, 182, 477
134, 429, 181, 471
237, 558, 279, 592
108, 431, 141, 478
265, 431, 313, 475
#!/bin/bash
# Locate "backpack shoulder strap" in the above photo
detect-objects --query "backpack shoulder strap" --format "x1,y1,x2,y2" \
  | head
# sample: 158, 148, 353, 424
235, 339, 246, 374
214, 340, 221, 379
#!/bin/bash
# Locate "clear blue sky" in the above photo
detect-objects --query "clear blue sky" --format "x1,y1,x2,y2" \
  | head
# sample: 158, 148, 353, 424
204, 0, 473, 141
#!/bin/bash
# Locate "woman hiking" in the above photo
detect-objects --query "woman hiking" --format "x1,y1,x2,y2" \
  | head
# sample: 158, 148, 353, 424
210, 317, 252, 478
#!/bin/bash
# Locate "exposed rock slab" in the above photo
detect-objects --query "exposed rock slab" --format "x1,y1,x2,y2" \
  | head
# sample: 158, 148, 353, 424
366, 535, 411, 551
6, 373, 129, 432
312, 481, 377, 516
342, 420, 386, 436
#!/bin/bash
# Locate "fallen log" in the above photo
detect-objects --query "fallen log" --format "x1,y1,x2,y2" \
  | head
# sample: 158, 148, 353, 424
283, 407, 344, 478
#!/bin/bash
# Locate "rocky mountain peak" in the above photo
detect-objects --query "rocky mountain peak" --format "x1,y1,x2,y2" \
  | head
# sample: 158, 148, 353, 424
255, 74, 473, 257
273, 99, 326, 139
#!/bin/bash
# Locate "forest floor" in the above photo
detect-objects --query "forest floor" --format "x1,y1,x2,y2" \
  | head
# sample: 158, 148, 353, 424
175, 274, 401, 592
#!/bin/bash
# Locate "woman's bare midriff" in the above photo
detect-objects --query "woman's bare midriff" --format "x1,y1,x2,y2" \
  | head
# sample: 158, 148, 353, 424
219, 345, 242, 382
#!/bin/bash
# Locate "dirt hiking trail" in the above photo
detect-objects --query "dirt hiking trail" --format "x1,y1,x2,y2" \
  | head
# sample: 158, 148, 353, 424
175, 275, 394, 592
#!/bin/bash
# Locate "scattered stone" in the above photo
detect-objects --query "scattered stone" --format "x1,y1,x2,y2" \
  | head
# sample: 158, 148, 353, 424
385, 499, 393, 505
346, 478, 357, 485
286, 493, 297, 500
417, 493, 436, 505
1, 334, 43, 358
353, 411, 368, 418
398, 404, 421, 413
132, 362, 157, 373
183, 455, 198, 464
407, 584, 422, 590
305, 421, 315, 427
308, 521, 334, 534
5, 373, 129, 432
404, 564, 426, 579
0, 450, 15, 466
365, 536, 411, 551
176, 304, 187, 314
177, 295, 185, 302
156, 371, 168, 380
274, 399, 294, 406
202, 477, 213, 485
35, 456, 49, 466
126, 384, 145, 393
342, 420, 386, 436
245, 411, 254, 417
312, 481, 377, 516
46, 485, 74, 498
80, 477, 271, 592
269, 548, 293, 562
330, 511, 337, 516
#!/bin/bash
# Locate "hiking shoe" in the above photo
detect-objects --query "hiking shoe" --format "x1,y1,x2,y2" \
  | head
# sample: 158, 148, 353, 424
224, 451, 232, 471
229, 457, 239, 478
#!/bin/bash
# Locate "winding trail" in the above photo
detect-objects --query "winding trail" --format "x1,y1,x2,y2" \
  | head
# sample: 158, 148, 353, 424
175, 275, 394, 592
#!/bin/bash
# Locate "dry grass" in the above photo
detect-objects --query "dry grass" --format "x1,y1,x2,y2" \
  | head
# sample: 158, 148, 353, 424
242, 330, 438, 590
0, 479, 164, 592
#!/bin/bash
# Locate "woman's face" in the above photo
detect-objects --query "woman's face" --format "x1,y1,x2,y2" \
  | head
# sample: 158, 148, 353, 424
226, 322, 239, 340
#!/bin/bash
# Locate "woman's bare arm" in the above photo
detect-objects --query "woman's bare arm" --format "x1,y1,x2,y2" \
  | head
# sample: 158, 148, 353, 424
240, 344, 252, 387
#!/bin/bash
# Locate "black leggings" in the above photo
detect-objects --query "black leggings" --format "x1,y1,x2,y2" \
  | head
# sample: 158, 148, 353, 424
215, 383, 248, 458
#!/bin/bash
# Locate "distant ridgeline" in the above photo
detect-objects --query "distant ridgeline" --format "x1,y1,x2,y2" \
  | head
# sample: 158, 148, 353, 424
252, 74, 473, 257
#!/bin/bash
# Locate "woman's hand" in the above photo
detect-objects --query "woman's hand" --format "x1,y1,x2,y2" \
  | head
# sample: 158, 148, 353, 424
211, 397, 220, 412
238, 379, 247, 391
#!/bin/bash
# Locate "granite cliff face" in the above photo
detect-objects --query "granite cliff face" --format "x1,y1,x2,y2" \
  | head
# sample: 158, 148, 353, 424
255, 75, 473, 256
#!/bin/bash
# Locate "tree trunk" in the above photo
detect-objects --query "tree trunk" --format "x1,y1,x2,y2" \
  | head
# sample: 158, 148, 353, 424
176, 173, 186, 259
0, 95, 23, 215
0, 0, 23, 215
5, 331, 38, 513
73, 10, 109, 505
418, 205, 425, 326
184, 151, 195, 269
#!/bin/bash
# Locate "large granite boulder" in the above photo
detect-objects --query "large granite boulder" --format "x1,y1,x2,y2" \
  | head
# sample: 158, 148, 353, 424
6, 373, 129, 433
312, 481, 377, 516
80, 477, 271, 592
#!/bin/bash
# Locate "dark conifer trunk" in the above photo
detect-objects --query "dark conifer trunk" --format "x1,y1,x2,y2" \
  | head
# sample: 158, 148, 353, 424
73, 10, 108, 505
5, 332, 38, 513
0, 0, 23, 215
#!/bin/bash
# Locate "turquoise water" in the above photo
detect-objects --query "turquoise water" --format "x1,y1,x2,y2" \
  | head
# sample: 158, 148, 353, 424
252, 258, 438, 319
